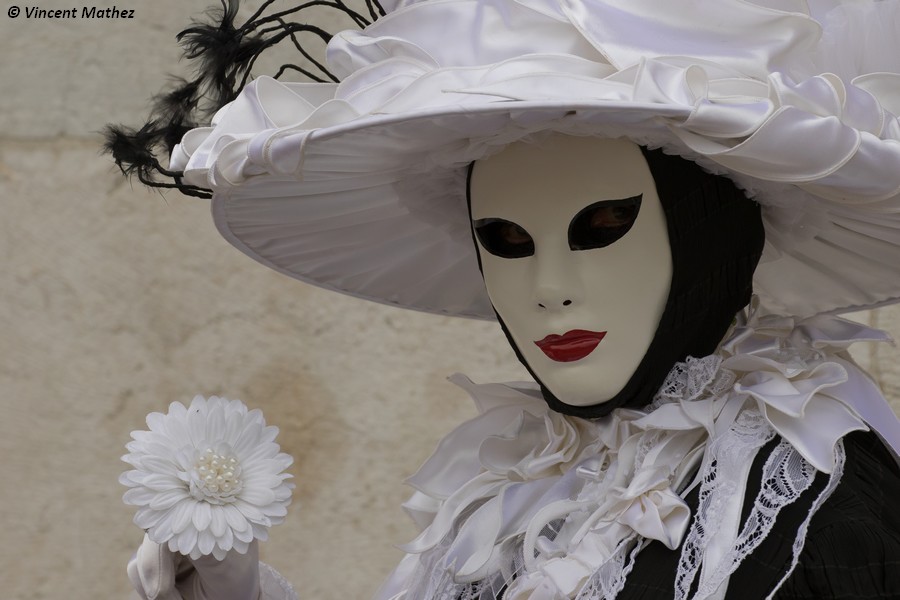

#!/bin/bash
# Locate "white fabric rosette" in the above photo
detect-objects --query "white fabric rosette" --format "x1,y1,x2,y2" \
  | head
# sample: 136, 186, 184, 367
722, 305, 896, 473
641, 303, 899, 474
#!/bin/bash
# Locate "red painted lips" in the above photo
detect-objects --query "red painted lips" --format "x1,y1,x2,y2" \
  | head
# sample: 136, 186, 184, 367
534, 329, 607, 362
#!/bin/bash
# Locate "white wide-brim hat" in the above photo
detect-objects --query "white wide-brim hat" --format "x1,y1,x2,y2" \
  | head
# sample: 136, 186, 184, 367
170, 0, 900, 319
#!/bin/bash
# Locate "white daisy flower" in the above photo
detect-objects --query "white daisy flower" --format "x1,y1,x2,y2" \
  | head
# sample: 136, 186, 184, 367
120, 395, 294, 560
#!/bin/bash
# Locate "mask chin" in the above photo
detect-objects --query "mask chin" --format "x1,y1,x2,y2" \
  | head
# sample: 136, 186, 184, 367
468, 141, 765, 419
492, 309, 635, 418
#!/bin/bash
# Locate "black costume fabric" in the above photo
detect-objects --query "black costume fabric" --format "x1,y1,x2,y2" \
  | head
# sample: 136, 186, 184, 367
467, 149, 767, 418
618, 430, 900, 599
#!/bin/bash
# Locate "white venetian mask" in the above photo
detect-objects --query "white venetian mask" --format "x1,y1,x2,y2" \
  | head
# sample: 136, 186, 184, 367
469, 135, 673, 406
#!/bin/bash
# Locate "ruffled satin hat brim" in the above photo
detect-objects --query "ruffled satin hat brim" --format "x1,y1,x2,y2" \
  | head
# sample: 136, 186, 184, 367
173, 0, 900, 320
206, 99, 693, 320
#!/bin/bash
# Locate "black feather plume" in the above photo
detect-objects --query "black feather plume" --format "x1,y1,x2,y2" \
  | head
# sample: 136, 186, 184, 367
104, 0, 383, 198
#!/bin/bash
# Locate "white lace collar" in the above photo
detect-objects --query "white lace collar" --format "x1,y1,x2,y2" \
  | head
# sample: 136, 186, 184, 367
375, 308, 898, 600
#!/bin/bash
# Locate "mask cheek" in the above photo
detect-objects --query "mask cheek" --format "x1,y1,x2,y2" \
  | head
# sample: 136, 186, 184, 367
479, 254, 535, 326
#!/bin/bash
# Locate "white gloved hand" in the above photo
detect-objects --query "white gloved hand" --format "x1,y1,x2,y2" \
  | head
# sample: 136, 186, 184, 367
128, 534, 261, 600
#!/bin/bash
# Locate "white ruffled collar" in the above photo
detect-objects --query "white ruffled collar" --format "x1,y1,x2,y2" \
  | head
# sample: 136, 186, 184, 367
377, 308, 898, 600
645, 301, 895, 473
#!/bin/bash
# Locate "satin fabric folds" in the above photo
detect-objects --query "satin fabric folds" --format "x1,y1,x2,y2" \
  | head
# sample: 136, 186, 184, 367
171, 0, 900, 320
374, 309, 900, 600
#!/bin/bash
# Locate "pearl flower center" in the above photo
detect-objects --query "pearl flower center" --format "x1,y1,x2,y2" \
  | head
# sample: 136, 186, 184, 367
192, 447, 243, 502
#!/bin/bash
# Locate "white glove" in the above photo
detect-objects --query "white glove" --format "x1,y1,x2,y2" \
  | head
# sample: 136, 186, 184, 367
127, 534, 261, 600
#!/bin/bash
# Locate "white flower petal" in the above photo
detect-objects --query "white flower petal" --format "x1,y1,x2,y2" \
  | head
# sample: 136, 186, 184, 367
188, 405, 208, 446
141, 474, 186, 492
118, 470, 142, 486
234, 525, 254, 544
176, 526, 198, 556
171, 499, 195, 534
247, 408, 265, 426
139, 456, 180, 477
123, 487, 158, 506
207, 404, 226, 445
232, 425, 264, 456
219, 522, 235, 550
146, 412, 167, 433
168, 401, 188, 420
274, 486, 293, 503
260, 503, 288, 518
241, 444, 280, 466
251, 523, 269, 542
140, 441, 180, 460
149, 488, 191, 510
152, 514, 175, 544
134, 507, 166, 529
241, 474, 285, 491
224, 412, 243, 445
275, 453, 294, 470
198, 528, 216, 555
223, 503, 250, 532
261, 426, 279, 444
210, 506, 228, 538
193, 500, 213, 531
130, 430, 153, 443
164, 415, 192, 448
189, 395, 208, 415
173, 448, 195, 472
234, 499, 270, 522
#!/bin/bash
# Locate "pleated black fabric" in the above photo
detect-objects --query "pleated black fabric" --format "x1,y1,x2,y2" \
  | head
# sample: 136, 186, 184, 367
770, 431, 900, 599
616, 430, 900, 599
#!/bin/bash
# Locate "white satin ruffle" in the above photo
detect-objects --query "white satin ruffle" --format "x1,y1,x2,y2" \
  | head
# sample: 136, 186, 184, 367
171, 0, 900, 319
649, 300, 895, 474
375, 309, 899, 600
392, 374, 705, 599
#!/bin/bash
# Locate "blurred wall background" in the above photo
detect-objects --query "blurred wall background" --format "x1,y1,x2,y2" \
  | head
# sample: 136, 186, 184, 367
1, 2, 898, 599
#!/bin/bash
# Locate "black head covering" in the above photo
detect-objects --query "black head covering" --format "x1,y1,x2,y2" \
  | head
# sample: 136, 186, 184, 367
467, 147, 766, 418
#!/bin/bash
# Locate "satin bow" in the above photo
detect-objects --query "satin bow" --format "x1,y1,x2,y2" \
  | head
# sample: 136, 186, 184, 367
719, 304, 895, 473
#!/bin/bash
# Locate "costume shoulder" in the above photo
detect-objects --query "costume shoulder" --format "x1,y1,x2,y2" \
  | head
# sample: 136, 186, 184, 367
621, 431, 900, 599
772, 431, 900, 599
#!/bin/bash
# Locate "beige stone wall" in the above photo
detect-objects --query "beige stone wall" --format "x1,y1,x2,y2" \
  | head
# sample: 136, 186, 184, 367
1, 3, 898, 599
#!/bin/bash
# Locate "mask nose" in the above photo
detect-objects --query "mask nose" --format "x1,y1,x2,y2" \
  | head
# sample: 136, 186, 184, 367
532, 246, 582, 311
537, 299, 573, 309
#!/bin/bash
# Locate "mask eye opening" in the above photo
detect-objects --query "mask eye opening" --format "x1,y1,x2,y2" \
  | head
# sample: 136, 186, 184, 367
568, 194, 642, 251
473, 217, 536, 258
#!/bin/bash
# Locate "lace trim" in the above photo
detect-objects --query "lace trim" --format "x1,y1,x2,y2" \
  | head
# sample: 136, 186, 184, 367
649, 355, 735, 410
674, 410, 778, 600
259, 561, 300, 600
404, 532, 469, 600
575, 537, 645, 600
675, 409, 828, 600
764, 439, 846, 600
402, 523, 516, 600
